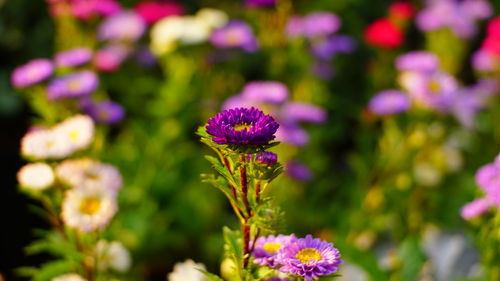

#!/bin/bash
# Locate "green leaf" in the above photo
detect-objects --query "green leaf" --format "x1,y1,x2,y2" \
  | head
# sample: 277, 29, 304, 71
398, 236, 425, 281
197, 269, 225, 281
204, 155, 238, 188
32, 260, 78, 281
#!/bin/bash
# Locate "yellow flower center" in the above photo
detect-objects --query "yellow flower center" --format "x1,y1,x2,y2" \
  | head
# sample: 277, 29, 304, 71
295, 248, 321, 264
69, 130, 80, 141
226, 29, 242, 45
68, 80, 83, 91
428, 80, 441, 93
79, 197, 101, 215
234, 123, 252, 131
263, 242, 281, 253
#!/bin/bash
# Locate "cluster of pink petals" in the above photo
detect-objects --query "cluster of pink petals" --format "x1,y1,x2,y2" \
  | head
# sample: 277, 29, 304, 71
46, 0, 122, 20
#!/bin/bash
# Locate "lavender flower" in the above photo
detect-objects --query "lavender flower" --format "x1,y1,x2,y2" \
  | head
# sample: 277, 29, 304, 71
368, 90, 410, 116
302, 12, 341, 38
472, 50, 496, 72
461, 197, 492, 219
285, 161, 312, 182
311, 35, 355, 60
253, 234, 296, 267
54, 47, 93, 67
255, 152, 278, 166
395, 51, 439, 73
276, 235, 342, 281
276, 123, 309, 146
210, 20, 258, 52
98, 11, 146, 42
11, 59, 53, 88
94, 44, 131, 72
205, 107, 279, 145
241, 81, 289, 104
81, 100, 125, 124
281, 102, 327, 123
47, 71, 99, 100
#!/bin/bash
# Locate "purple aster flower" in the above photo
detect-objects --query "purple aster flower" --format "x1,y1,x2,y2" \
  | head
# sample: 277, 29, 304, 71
245, 0, 276, 8
369, 90, 410, 116
210, 20, 258, 52
281, 102, 327, 123
285, 161, 312, 182
205, 107, 279, 145
311, 35, 355, 60
98, 11, 146, 42
81, 100, 125, 124
241, 81, 289, 104
461, 197, 492, 219
399, 70, 458, 112
93, 44, 131, 72
54, 47, 93, 67
11, 59, 54, 88
276, 123, 309, 146
302, 12, 341, 39
395, 51, 439, 73
276, 235, 342, 281
222, 94, 257, 110
253, 234, 297, 267
255, 152, 278, 166
47, 71, 98, 100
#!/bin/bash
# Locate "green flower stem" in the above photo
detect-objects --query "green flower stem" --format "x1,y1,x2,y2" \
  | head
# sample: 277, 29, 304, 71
255, 180, 261, 203
239, 154, 252, 271
221, 150, 238, 200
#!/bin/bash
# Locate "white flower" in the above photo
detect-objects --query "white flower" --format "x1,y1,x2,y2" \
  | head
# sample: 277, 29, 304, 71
56, 158, 122, 194
168, 259, 208, 281
178, 17, 211, 44
150, 16, 184, 55
51, 273, 87, 281
196, 8, 228, 30
62, 185, 117, 232
96, 240, 131, 272
54, 115, 94, 152
17, 162, 54, 191
21, 128, 73, 159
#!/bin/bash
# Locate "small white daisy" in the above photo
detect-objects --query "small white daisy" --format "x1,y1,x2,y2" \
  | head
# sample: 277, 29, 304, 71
168, 259, 208, 281
17, 162, 54, 191
21, 128, 73, 159
51, 273, 87, 281
56, 158, 122, 193
61, 185, 117, 232
95, 240, 132, 272
54, 115, 94, 152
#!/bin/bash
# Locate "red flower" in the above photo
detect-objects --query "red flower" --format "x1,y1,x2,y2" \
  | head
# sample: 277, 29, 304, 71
134, 1, 183, 25
389, 2, 415, 21
364, 18, 403, 49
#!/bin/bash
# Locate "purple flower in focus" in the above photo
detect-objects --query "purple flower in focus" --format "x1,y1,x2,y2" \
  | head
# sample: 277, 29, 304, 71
253, 234, 297, 267
98, 11, 146, 42
205, 107, 279, 145
276, 235, 342, 281
81, 100, 125, 124
255, 152, 278, 166
461, 197, 492, 219
54, 47, 93, 67
396, 51, 439, 73
210, 20, 258, 52
11, 59, 53, 88
311, 35, 355, 60
285, 161, 311, 182
281, 102, 327, 123
242, 81, 289, 104
94, 44, 131, 72
245, 0, 276, 7
47, 71, 98, 100
369, 90, 410, 116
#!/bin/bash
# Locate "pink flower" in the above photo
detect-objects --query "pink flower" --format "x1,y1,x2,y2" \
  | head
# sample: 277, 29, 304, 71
135, 1, 183, 24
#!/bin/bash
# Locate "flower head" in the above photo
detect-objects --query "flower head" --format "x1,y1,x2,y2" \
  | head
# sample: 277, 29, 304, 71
62, 184, 117, 232
51, 274, 87, 281
54, 47, 93, 67
96, 240, 131, 272
301, 12, 341, 38
368, 90, 410, 115
47, 71, 99, 100
255, 152, 278, 166
210, 20, 258, 52
17, 163, 54, 191
81, 100, 125, 124
285, 161, 312, 182
11, 59, 53, 88
276, 235, 342, 281
56, 158, 123, 194
253, 234, 296, 267
98, 11, 146, 42
206, 107, 279, 145
135, 1, 183, 24
245, 0, 276, 8
21, 128, 73, 160
364, 18, 403, 49
241, 81, 289, 104
395, 51, 439, 73
93, 44, 131, 72
461, 197, 492, 219
53, 115, 95, 152
168, 259, 208, 281
389, 2, 415, 21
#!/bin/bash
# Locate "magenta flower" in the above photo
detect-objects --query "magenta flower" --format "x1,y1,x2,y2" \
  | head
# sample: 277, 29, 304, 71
276, 235, 342, 281
93, 44, 130, 72
286, 12, 340, 39
134, 1, 183, 24
206, 107, 279, 145
253, 234, 297, 267
11, 59, 53, 88
54, 47, 93, 67
369, 90, 410, 116
47, 71, 98, 100
210, 20, 258, 52
245, 0, 276, 7
461, 198, 492, 219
